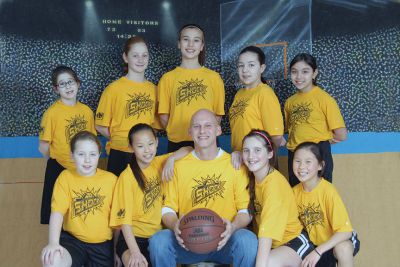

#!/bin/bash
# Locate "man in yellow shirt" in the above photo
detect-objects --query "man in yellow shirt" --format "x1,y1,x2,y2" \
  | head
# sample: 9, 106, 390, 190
149, 109, 257, 267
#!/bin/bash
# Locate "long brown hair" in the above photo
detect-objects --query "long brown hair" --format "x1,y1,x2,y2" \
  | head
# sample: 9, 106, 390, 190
242, 129, 274, 216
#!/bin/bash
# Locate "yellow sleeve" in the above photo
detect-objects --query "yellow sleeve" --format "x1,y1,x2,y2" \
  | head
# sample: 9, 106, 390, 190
213, 74, 225, 116
326, 187, 353, 233
85, 106, 96, 134
158, 74, 171, 115
260, 88, 284, 136
95, 85, 114, 127
233, 167, 250, 210
152, 154, 171, 170
323, 95, 346, 130
109, 168, 135, 227
163, 165, 179, 213
258, 180, 288, 241
39, 108, 53, 142
51, 172, 70, 214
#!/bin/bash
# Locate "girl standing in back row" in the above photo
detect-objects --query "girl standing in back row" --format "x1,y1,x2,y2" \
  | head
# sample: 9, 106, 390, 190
229, 46, 284, 168
285, 53, 347, 186
95, 36, 160, 177
158, 24, 225, 152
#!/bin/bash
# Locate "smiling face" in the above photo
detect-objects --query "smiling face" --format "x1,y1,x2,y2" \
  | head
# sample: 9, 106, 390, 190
55, 72, 79, 102
189, 110, 221, 150
178, 27, 204, 62
292, 147, 322, 184
290, 61, 318, 93
237, 51, 266, 89
130, 129, 158, 169
72, 139, 100, 177
242, 136, 273, 180
123, 41, 149, 74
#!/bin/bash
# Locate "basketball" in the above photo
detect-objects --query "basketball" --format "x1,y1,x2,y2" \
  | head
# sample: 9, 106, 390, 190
179, 208, 225, 254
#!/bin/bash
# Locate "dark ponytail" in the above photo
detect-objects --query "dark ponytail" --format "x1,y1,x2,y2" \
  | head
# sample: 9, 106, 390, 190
128, 123, 157, 191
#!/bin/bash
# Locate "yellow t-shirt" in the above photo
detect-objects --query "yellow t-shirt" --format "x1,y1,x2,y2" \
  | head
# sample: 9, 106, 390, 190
51, 169, 117, 243
158, 67, 225, 142
95, 77, 161, 152
229, 83, 284, 151
293, 179, 353, 246
254, 170, 303, 248
164, 150, 249, 221
284, 86, 346, 151
39, 100, 96, 169
110, 154, 169, 238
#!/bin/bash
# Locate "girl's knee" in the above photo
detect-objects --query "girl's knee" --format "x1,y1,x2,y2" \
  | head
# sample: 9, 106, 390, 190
334, 240, 354, 260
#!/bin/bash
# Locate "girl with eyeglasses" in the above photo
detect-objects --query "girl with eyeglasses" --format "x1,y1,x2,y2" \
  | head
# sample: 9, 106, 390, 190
39, 65, 96, 225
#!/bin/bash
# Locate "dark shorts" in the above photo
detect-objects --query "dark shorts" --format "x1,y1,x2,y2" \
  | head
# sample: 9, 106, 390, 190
107, 149, 132, 177
167, 140, 194, 153
40, 158, 65, 224
60, 231, 113, 267
316, 231, 360, 267
288, 140, 333, 187
284, 231, 315, 260
116, 233, 152, 267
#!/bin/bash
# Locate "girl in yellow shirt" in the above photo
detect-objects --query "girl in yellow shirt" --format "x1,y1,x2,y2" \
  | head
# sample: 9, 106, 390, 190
41, 131, 117, 267
110, 123, 191, 267
229, 46, 284, 169
95, 36, 160, 177
292, 142, 359, 267
242, 129, 314, 267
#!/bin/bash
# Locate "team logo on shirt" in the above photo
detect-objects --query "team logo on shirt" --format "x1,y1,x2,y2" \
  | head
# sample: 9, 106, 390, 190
96, 112, 104, 120
65, 115, 88, 143
229, 98, 249, 123
117, 208, 126, 219
72, 187, 106, 221
298, 203, 324, 231
176, 79, 207, 105
143, 177, 161, 213
288, 102, 313, 131
191, 174, 226, 207
125, 93, 154, 119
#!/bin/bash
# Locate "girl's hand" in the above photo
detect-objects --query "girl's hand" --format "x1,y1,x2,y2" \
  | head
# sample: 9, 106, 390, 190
114, 252, 122, 267
127, 250, 148, 267
162, 157, 175, 182
217, 218, 236, 250
41, 243, 65, 266
231, 151, 242, 170
301, 249, 321, 267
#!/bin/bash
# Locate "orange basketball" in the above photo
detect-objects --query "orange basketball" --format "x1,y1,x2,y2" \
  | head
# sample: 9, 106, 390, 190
179, 208, 225, 254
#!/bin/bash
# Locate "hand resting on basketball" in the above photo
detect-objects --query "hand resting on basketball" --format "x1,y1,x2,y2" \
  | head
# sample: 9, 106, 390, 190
174, 217, 188, 250
217, 218, 237, 250
41, 243, 66, 266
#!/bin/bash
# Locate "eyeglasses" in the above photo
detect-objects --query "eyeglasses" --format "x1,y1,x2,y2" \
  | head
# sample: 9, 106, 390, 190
57, 80, 76, 88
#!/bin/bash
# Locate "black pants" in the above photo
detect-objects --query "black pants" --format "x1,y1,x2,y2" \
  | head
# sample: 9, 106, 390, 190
40, 158, 65, 224
288, 140, 333, 187
107, 149, 132, 177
